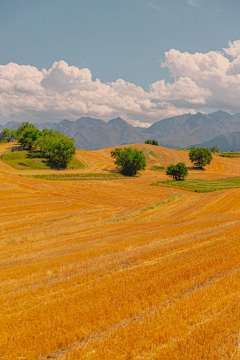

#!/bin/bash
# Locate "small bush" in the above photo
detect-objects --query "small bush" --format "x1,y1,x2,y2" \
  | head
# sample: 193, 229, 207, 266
209, 145, 219, 154
145, 140, 159, 146
166, 162, 188, 181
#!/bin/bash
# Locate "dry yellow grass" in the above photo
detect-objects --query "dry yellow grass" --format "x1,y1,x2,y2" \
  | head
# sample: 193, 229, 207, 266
1, 143, 240, 360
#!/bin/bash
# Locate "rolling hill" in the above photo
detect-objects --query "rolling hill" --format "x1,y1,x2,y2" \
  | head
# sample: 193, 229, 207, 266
1, 143, 240, 359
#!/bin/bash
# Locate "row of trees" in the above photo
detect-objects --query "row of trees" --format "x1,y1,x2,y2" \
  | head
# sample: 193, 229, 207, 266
111, 146, 213, 179
166, 147, 213, 180
144, 140, 159, 146
0, 122, 76, 169
0, 128, 215, 174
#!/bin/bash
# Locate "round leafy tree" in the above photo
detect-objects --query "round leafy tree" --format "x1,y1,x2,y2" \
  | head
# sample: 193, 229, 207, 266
189, 147, 213, 168
18, 127, 42, 150
111, 147, 146, 176
145, 140, 159, 146
17, 122, 36, 139
41, 133, 76, 169
166, 162, 188, 180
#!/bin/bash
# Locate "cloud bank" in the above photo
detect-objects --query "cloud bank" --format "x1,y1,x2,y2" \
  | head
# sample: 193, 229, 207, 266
1, 40, 240, 126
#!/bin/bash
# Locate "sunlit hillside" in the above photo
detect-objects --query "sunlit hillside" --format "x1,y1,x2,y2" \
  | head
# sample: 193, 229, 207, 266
1, 143, 240, 360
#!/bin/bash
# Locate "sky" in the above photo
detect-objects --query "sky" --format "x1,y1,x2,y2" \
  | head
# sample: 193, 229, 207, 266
0, 0, 240, 127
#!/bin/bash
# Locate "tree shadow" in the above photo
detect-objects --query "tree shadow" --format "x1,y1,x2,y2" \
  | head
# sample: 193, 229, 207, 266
102, 168, 141, 177
102, 169, 122, 174
46, 160, 66, 170
26, 150, 65, 170
188, 166, 206, 171
11, 146, 22, 152
26, 150, 43, 159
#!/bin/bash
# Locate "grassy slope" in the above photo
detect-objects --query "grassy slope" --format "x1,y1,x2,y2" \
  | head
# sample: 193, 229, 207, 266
1, 148, 84, 170
1, 143, 240, 359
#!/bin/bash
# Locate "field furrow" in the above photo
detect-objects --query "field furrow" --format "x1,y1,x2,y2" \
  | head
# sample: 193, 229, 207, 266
0, 144, 240, 359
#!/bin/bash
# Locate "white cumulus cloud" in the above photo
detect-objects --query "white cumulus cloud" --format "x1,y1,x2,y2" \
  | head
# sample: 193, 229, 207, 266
161, 41, 240, 113
1, 40, 240, 125
223, 40, 240, 58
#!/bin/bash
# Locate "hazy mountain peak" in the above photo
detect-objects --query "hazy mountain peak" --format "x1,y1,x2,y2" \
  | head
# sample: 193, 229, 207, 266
208, 110, 232, 121
2, 111, 240, 151
190, 112, 209, 120
108, 117, 125, 123
184, 112, 211, 128
61, 119, 73, 126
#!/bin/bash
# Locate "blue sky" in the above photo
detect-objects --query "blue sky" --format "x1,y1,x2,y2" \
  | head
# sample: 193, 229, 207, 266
0, 0, 240, 126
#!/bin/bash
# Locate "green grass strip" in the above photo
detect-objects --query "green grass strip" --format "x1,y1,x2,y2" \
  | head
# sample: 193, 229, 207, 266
37, 214, 74, 226
141, 147, 157, 159
149, 165, 165, 171
32, 173, 124, 181
150, 177, 240, 193
219, 152, 240, 158
1, 149, 85, 170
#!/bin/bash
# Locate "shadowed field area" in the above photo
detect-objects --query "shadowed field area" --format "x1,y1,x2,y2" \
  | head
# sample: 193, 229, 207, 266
1, 143, 240, 359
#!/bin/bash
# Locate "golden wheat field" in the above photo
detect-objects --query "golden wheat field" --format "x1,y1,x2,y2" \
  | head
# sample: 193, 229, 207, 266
1, 142, 240, 360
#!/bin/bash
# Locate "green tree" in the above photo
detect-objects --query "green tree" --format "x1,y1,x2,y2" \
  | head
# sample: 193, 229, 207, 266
0, 128, 11, 142
35, 129, 55, 153
41, 133, 76, 169
189, 147, 213, 168
145, 140, 159, 146
11, 130, 18, 141
18, 127, 42, 150
209, 145, 219, 154
17, 122, 35, 138
0, 128, 18, 142
111, 147, 146, 176
166, 162, 188, 180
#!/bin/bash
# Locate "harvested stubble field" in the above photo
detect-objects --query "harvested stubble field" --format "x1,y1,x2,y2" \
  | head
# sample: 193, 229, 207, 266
1, 143, 240, 360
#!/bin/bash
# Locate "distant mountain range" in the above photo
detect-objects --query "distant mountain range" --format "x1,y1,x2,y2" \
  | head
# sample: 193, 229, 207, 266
194, 131, 240, 152
1, 110, 240, 151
